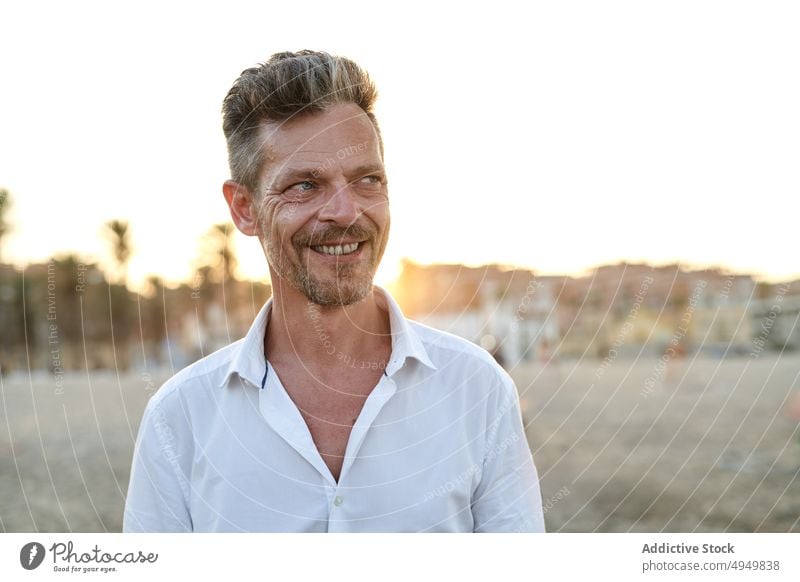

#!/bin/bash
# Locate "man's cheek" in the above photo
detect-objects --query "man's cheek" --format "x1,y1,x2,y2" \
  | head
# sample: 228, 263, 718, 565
275, 198, 317, 223
372, 209, 390, 240
257, 201, 288, 237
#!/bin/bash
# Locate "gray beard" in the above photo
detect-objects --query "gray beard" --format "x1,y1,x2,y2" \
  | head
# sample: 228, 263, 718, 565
262, 220, 386, 306
293, 259, 375, 306
266, 239, 377, 307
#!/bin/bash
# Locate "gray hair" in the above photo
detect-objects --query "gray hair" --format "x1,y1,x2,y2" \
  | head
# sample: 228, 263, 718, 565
222, 50, 383, 193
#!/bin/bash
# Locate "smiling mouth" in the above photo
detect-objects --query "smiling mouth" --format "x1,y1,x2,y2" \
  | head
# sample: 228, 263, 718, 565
309, 241, 364, 256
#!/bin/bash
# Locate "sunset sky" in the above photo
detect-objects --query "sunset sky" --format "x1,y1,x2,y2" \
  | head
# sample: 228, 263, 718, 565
1, 1, 798, 291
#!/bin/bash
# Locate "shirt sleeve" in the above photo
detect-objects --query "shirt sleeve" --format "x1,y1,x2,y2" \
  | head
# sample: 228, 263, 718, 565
471, 373, 546, 532
123, 395, 193, 532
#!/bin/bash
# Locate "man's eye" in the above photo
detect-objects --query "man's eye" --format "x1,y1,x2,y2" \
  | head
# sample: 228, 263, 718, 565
359, 176, 383, 185
290, 180, 315, 192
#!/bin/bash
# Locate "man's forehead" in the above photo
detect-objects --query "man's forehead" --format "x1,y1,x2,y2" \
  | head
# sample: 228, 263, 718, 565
257, 104, 380, 161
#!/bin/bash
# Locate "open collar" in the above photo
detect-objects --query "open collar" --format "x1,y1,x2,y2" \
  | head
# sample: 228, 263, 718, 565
379, 287, 437, 376
218, 286, 436, 389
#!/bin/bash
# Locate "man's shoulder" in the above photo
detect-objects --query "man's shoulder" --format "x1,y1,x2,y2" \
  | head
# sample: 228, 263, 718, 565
149, 339, 245, 407
408, 319, 512, 384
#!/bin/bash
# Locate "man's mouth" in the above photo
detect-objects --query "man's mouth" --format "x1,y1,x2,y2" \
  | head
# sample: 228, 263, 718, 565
309, 241, 364, 256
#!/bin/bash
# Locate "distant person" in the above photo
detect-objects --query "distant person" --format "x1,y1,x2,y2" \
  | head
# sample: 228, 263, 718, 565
123, 51, 545, 532
664, 339, 687, 386
787, 392, 800, 461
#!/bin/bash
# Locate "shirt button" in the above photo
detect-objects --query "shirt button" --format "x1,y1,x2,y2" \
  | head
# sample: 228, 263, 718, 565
334, 496, 344, 507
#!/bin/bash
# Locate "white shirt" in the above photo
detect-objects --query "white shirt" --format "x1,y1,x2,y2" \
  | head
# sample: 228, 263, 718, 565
123, 288, 545, 532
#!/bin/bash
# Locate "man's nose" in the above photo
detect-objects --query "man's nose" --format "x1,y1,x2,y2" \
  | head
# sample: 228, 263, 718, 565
318, 182, 360, 224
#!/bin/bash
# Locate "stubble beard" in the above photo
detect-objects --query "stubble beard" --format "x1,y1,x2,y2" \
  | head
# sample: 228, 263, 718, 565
265, 223, 387, 307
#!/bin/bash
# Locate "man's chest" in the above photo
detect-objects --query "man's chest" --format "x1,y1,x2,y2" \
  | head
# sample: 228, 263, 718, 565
272, 366, 386, 481
187, 376, 488, 531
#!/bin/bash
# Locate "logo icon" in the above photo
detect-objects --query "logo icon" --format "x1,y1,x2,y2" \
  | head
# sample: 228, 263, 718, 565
20, 542, 46, 570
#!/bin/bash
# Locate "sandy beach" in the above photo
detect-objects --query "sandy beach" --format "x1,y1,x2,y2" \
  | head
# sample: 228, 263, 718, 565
1, 354, 798, 532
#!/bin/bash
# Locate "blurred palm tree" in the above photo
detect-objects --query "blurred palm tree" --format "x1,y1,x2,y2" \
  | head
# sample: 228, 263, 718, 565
104, 219, 132, 285
103, 220, 134, 370
199, 222, 237, 283
0, 188, 11, 263
145, 274, 163, 298
142, 274, 167, 363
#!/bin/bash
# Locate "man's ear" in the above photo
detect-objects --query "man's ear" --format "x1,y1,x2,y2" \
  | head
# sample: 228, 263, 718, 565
223, 180, 259, 236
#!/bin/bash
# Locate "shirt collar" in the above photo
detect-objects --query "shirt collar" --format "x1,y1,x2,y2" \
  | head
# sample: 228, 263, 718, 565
219, 286, 436, 389
378, 286, 437, 376
218, 298, 272, 389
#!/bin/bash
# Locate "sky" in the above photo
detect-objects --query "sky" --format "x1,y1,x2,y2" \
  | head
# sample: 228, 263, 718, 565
1, 1, 798, 291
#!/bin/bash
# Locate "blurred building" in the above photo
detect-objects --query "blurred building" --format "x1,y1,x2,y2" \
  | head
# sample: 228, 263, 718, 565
394, 260, 795, 365
0, 259, 270, 374
3, 256, 797, 375
394, 261, 561, 365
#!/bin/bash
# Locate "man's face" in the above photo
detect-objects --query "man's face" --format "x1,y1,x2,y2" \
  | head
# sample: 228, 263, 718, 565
253, 103, 389, 306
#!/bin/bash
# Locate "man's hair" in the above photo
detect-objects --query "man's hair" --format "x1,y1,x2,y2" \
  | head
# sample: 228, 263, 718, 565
222, 50, 382, 193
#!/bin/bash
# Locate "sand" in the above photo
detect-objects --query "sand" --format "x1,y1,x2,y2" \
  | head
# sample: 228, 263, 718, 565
1, 354, 798, 532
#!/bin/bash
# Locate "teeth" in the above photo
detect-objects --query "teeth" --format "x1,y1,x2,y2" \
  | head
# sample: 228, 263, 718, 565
313, 242, 360, 256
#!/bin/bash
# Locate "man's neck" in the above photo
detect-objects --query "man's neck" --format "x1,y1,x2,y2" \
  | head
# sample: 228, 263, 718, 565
264, 277, 392, 373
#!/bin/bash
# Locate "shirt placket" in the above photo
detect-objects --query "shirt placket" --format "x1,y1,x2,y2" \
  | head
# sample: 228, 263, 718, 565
259, 362, 400, 531
326, 374, 398, 532
257, 362, 338, 479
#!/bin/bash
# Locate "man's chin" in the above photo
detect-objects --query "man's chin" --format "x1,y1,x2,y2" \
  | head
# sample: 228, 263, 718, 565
302, 278, 374, 307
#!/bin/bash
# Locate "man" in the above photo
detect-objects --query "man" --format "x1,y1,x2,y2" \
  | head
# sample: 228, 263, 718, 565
123, 50, 545, 532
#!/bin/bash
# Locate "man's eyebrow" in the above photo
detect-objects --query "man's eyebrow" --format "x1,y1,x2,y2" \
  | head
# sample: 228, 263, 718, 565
268, 162, 387, 190
273, 167, 319, 184
277, 164, 386, 181
347, 164, 386, 178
